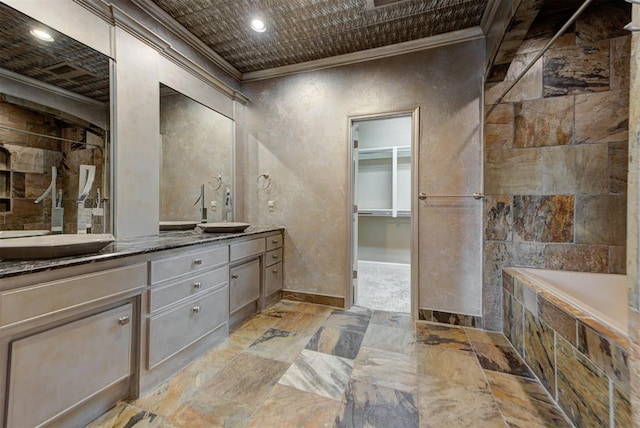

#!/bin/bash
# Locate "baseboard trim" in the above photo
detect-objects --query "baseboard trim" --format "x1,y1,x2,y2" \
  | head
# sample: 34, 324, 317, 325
418, 308, 482, 328
282, 291, 345, 308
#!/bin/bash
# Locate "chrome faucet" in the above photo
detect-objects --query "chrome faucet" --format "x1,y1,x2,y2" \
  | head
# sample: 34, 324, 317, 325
194, 184, 207, 223
34, 166, 64, 234
222, 187, 232, 222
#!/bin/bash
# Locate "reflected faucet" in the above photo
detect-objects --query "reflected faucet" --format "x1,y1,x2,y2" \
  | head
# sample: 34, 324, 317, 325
194, 184, 207, 223
222, 187, 232, 222
34, 166, 63, 234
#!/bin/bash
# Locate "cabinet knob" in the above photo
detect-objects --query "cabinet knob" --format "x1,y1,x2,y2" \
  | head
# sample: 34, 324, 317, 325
118, 316, 130, 326
192, 306, 201, 314
272, 269, 279, 274
418, 192, 427, 200
231, 273, 239, 279
272, 239, 279, 244
193, 282, 202, 289
193, 258, 203, 265
272, 254, 279, 259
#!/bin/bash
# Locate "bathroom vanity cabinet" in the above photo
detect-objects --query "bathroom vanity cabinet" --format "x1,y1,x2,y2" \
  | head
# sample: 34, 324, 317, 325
0, 261, 147, 428
0, 226, 285, 426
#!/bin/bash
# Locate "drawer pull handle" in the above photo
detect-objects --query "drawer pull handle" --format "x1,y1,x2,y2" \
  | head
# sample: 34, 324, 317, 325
272, 254, 279, 259
193, 258, 203, 265
272, 239, 279, 244
192, 306, 201, 314
118, 316, 130, 326
193, 282, 202, 289
231, 274, 239, 279
272, 269, 279, 273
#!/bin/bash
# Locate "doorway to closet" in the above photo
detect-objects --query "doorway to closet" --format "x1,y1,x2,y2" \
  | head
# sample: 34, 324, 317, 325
349, 112, 416, 314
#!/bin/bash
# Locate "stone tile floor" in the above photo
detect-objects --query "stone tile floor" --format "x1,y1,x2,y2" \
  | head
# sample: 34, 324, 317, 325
89, 300, 573, 427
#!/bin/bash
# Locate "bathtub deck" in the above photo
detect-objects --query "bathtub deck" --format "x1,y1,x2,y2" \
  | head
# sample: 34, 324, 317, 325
88, 302, 571, 427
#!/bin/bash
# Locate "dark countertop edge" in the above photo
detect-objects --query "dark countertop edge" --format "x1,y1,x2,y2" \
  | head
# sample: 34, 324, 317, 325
0, 226, 284, 279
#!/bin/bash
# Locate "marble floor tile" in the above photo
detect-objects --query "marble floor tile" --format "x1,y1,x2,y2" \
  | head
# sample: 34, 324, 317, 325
417, 379, 505, 428
290, 301, 335, 316
278, 349, 354, 400
306, 325, 365, 360
86, 402, 163, 428
351, 346, 417, 394
230, 314, 282, 342
167, 391, 254, 428
417, 346, 487, 390
472, 341, 534, 378
486, 371, 572, 427
361, 324, 416, 355
415, 322, 473, 352
369, 309, 414, 330
324, 310, 371, 334
244, 328, 311, 363
262, 300, 301, 318
246, 384, 342, 428
464, 327, 512, 347
336, 380, 418, 428
201, 353, 290, 406
275, 312, 328, 335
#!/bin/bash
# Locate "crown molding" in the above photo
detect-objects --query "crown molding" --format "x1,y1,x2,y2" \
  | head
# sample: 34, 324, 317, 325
74, 0, 249, 104
241, 26, 485, 83
129, 0, 241, 81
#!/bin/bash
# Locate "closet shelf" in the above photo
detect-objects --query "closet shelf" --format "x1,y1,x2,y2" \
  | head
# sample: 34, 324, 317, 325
359, 209, 410, 217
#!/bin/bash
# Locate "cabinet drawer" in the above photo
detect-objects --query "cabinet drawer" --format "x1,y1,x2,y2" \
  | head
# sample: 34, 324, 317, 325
229, 258, 260, 314
151, 245, 228, 284
0, 264, 146, 329
148, 286, 228, 368
230, 238, 265, 262
149, 266, 228, 313
266, 234, 283, 251
265, 262, 283, 296
265, 248, 283, 267
6, 304, 132, 428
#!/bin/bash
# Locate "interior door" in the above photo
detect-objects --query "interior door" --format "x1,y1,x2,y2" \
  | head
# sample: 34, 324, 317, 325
351, 123, 359, 306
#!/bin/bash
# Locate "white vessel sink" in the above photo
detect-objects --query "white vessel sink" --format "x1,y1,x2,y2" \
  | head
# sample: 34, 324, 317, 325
198, 222, 251, 233
0, 234, 115, 260
0, 230, 50, 239
159, 221, 199, 231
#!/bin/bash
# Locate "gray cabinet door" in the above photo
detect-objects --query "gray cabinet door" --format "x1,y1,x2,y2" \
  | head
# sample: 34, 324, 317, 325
229, 258, 260, 314
265, 262, 283, 296
6, 304, 133, 428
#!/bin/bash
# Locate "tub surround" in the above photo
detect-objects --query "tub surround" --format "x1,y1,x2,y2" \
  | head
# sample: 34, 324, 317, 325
503, 268, 631, 427
484, 2, 630, 332
0, 226, 283, 278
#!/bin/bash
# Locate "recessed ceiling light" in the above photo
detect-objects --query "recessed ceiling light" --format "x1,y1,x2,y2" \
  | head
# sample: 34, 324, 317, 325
30, 28, 54, 42
250, 18, 266, 33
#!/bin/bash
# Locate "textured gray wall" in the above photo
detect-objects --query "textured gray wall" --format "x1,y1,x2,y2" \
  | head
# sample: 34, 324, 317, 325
242, 39, 485, 313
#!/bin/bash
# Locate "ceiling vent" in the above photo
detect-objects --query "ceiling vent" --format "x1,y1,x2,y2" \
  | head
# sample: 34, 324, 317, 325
365, 0, 410, 10
43, 62, 95, 81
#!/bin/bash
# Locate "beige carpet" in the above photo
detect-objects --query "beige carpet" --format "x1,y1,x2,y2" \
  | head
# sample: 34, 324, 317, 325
356, 261, 410, 313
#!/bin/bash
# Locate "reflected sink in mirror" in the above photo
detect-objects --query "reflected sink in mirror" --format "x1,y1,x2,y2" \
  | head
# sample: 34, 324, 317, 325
0, 234, 115, 260
159, 221, 198, 231
0, 230, 50, 239
198, 222, 250, 233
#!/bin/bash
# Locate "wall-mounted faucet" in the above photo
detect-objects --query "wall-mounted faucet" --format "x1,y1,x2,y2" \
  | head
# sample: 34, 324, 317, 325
34, 166, 63, 234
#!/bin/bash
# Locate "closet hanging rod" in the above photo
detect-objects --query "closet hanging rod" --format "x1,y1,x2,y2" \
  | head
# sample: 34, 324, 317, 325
418, 192, 484, 200
0, 124, 102, 148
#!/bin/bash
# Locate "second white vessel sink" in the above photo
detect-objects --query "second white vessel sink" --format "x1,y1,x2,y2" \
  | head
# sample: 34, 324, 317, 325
159, 221, 199, 231
0, 230, 50, 239
0, 234, 115, 260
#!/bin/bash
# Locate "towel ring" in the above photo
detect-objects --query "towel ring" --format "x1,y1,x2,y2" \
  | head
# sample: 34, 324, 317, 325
208, 175, 223, 191
257, 173, 271, 190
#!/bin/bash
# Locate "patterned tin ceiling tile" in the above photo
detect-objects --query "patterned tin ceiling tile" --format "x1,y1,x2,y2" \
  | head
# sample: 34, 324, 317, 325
152, 0, 488, 72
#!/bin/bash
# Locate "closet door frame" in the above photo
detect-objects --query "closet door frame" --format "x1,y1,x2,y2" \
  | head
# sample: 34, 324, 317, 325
345, 107, 420, 319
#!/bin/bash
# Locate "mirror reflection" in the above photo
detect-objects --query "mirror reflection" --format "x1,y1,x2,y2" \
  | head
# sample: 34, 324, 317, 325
0, 2, 111, 235
159, 84, 233, 225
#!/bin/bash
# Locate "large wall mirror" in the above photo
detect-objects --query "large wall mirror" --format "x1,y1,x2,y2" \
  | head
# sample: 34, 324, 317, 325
0, 2, 111, 235
159, 84, 234, 224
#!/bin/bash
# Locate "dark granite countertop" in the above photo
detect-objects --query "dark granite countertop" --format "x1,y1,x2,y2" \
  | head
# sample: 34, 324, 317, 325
0, 226, 284, 279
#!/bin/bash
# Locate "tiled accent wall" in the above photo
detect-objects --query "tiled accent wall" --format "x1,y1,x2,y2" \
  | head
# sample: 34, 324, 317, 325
0, 101, 104, 233
503, 269, 631, 427
483, 3, 631, 331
